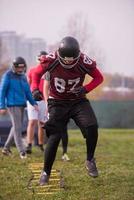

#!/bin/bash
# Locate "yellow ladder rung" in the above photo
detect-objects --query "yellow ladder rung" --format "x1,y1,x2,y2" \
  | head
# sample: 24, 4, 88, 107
36, 192, 55, 195
28, 163, 62, 196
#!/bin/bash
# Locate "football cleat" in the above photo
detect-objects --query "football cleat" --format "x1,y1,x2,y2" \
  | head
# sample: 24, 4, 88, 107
39, 171, 50, 186
85, 158, 99, 178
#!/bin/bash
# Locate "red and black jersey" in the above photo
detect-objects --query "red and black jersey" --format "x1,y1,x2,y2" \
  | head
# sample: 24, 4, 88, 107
31, 52, 104, 100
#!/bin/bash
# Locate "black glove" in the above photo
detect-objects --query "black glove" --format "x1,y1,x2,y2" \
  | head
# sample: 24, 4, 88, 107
32, 89, 43, 101
69, 86, 87, 96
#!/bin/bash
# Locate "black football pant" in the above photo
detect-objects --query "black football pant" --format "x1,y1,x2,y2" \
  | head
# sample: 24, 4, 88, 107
61, 126, 68, 154
43, 98, 98, 175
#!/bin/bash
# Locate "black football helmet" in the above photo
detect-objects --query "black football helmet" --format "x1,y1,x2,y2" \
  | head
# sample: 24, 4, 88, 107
12, 57, 27, 74
37, 51, 48, 63
57, 36, 80, 69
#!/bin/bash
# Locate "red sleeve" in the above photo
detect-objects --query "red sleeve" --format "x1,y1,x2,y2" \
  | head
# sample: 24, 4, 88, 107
84, 67, 104, 92
31, 53, 57, 91
31, 65, 46, 91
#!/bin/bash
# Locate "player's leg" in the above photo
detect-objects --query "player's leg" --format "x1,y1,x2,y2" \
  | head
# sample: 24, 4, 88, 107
37, 100, 48, 151
81, 125, 99, 177
39, 99, 68, 185
7, 107, 26, 158
26, 102, 38, 153
61, 126, 70, 161
71, 98, 99, 177
37, 122, 44, 151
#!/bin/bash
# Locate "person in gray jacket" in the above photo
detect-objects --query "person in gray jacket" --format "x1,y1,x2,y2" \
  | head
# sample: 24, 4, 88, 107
0, 57, 38, 159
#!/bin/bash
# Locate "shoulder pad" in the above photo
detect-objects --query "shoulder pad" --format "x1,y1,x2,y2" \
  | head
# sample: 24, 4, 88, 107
46, 52, 57, 61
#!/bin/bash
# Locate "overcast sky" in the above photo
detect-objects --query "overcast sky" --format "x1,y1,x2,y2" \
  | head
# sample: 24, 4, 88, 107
0, 0, 134, 76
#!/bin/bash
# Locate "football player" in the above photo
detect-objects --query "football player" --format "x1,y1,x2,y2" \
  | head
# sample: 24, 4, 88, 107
31, 36, 104, 185
26, 51, 48, 154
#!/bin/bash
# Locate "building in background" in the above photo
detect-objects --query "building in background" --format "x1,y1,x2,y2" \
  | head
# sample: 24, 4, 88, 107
0, 31, 47, 68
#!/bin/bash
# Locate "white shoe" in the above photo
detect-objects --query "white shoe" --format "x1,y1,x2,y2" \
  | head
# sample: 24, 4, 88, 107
62, 153, 70, 161
2, 148, 12, 156
20, 152, 27, 159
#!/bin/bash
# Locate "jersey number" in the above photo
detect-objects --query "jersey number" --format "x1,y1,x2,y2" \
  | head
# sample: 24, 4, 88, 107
54, 77, 80, 93
83, 55, 93, 65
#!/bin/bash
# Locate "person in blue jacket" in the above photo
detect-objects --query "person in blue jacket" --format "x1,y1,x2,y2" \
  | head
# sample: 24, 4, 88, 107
0, 57, 38, 159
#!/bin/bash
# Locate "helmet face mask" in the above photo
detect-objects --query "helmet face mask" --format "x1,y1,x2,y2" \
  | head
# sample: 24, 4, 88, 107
57, 52, 80, 69
12, 57, 27, 74
57, 36, 80, 69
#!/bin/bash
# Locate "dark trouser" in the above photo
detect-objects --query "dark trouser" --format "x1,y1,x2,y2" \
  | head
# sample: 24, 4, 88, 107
5, 107, 25, 153
44, 133, 61, 175
81, 125, 98, 160
61, 126, 68, 154
43, 98, 98, 175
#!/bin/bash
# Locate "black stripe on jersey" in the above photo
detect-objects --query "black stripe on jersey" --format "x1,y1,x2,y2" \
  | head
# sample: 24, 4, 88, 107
78, 63, 94, 74
78, 63, 89, 74
47, 59, 59, 72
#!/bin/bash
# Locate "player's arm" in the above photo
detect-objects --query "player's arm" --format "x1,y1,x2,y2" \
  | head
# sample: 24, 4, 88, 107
43, 72, 50, 107
70, 67, 103, 95
70, 54, 104, 95
31, 54, 55, 92
43, 80, 50, 103
84, 67, 104, 93
0, 72, 10, 110
81, 54, 104, 93
30, 65, 46, 100
31, 65, 45, 91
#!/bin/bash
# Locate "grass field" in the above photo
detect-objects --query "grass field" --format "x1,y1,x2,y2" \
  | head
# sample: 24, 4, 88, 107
0, 129, 134, 200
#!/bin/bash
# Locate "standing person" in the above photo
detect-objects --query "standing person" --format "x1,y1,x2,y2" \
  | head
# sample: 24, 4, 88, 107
31, 36, 104, 185
43, 71, 70, 161
0, 57, 38, 159
26, 51, 48, 154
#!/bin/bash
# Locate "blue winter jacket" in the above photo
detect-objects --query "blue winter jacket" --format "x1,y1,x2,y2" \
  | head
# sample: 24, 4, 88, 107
0, 69, 37, 109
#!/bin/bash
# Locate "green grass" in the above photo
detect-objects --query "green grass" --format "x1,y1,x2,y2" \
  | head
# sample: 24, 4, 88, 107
0, 129, 134, 200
